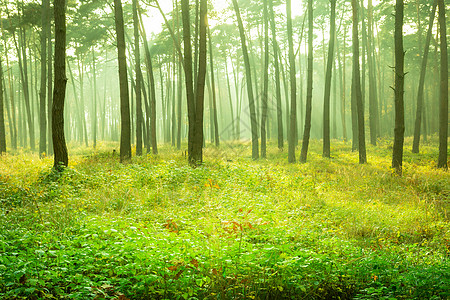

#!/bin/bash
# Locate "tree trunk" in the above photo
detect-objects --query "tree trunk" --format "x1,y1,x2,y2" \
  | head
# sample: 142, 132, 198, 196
287, 0, 296, 163
233, 0, 259, 160
392, 0, 405, 175
352, 0, 366, 164
191, 0, 207, 164
0, 57, 6, 154
92, 50, 98, 149
261, 0, 269, 158
181, 0, 196, 162
39, 0, 49, 156
52, 0, 68, 169
412, 1, 437, 153
113, 0, 132, 162
268, 0, 283, 150
47, 22, 53, 154
367, 0, 379, 146
208, 27, 219, 147
133, 0, 143, 156
323, 0, 336, 158
437, 0, 448, 169
300, 0, 313, 163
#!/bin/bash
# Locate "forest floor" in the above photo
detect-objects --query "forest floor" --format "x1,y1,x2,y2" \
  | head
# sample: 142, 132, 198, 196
0, 139, 449, 299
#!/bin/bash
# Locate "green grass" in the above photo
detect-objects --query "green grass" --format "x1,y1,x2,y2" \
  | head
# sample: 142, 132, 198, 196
0, 140, 449, 299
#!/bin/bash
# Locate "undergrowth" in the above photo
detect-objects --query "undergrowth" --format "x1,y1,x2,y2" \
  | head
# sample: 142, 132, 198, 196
0, 140, 449, 299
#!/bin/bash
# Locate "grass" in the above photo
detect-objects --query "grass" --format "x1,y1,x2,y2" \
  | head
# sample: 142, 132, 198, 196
0, 139, 449, 299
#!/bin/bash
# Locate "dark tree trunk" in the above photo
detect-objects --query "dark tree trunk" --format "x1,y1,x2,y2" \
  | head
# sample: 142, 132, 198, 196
300, 0, 313, 163
52, 0, 68, 170
437, 0, 448, 169
232, 0, 259, 160
0, 57, 6, 154
92, 50, 98, 148
47, 21, 53, 154
113, 0, 132, 162
133, 0, 143, 156
181, 0, 195, 162
392, 0, 405, 175
287, 0, 296, 163
352, 0, 366, 164
138, 8, 158, 154
338, 26, 347, 142
191, 0, 207, 164
261, 0, 269, 158
208, 27, 219, 147
323, 0, 336, 158
412, 1, 437, 153
367, 0, 379, 146
39, 0, 49, 156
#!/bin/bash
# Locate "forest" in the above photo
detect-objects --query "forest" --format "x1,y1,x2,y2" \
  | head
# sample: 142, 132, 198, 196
0, 0, 449, 299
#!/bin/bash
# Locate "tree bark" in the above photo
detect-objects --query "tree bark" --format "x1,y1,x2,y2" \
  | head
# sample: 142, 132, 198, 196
287, 0, 296, 163
300, 0, 313, 163
133, 0, 143, 155
232, 0, 259, 160
52, 0, 68, 169
323, 0, 336, 158
191, 0, 207, 164
113, 0, 132, 162
268, 0, 283, 150
0, 57, 6, 154
208, 27, 219, 147
261, 0, 269, 158
437, 0, 448, 169
352, 0, 366, 164
39, 0, 49, 156
392, 0, 405, 175
412, 1, 437, 153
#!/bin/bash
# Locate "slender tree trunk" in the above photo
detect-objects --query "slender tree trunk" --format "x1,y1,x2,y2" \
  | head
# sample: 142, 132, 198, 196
52, 0, 68, 169
0, 57, 5, 154
268, 0, 283, 150
367, 0, 379, 146
47, 22, 53, 154
323, 0, 336, 158
208, 28, 219, 147
113, 0, 132, 162
261, 0, 269, 158
412, 1, 437, 153
300, 0, 313, 163
287, 0, 296, 163
191, 0, 207, 164
233, 0, 259, 160
39, 0, 49, 156
132, 0, 142, 155
437, 0, 448, 169
137, 7, 158, 154
352, 0, 366, 164
92, 50, 98, 148
181, 0, 196, 163
392, 0, 405, 175
224, 54, 235, 140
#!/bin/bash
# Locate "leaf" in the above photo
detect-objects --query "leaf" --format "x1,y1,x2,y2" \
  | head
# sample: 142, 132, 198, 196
191, 259, 199, 268
168, 265, 178, 271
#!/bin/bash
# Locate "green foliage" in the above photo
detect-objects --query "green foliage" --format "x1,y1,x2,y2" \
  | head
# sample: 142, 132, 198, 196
0, 141, 449, 299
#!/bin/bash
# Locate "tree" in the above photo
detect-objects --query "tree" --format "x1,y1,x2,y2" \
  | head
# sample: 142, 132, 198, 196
287, 0, 296, 163
52, 0, 68, 169
0, 56, 5, 154
352, 0, 366, 164
261, 0, 269, 158
412, 1, 437, 153
191, 0, 207, 163
133, 0, 143, 156
300, 0, 313, 163
392, 0, 405, 175
268, 0, 283, 150
232, 0, 259, 160
113, 0, 131, 162
323, 0, 336, 158
39, 0, 49, 157
437, 0, 448, 169
208, 27, 219, 147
